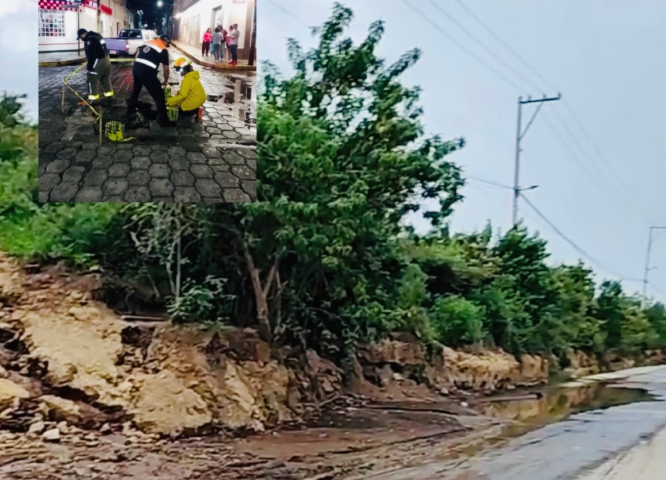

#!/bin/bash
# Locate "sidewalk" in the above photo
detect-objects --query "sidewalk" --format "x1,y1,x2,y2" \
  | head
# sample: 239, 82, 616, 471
39, 51, 85, 67
171, 40, 256, 73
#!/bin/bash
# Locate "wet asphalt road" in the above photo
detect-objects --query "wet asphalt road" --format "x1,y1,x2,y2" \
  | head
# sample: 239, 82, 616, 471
366, 367, 666, 480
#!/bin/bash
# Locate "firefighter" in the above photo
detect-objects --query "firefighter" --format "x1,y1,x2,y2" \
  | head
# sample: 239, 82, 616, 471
77, 29, 114, 106
126, 35, 176, 128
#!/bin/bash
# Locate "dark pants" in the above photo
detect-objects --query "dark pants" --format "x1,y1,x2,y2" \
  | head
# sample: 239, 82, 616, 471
202, 41, 210, 56
179, 107, 198, 117
127, 63, 168, 122
230, 44, 238, 62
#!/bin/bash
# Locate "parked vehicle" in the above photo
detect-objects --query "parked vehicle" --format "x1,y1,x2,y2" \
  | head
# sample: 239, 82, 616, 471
106, 29, 160, 57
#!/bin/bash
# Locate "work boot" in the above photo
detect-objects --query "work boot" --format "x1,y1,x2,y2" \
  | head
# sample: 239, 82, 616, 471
157, 116, 177, 128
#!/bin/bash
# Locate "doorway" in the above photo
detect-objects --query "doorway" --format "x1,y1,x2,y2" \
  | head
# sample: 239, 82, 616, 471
211, 6, 224, 31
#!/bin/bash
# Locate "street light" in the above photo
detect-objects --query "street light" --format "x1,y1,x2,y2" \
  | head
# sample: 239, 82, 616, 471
157, 1, 163, 6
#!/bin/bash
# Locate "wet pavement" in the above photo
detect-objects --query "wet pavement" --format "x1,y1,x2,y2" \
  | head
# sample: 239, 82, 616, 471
38, 61, 257, 203
362, 367, 666, 480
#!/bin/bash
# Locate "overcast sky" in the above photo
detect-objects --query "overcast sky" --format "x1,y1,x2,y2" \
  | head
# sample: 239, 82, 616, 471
0, 0, 38, 119
261, 0, 666, 302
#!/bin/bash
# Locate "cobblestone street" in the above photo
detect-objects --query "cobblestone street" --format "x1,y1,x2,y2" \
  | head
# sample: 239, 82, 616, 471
38, 62, 257, 203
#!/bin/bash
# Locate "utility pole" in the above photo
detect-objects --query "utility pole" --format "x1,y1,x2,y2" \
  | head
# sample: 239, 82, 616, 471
97, 0, 101, 33
512, 94, 562, 227
643, 226, 666, 306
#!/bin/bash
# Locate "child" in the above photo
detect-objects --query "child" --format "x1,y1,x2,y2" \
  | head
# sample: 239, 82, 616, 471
167, 59, 206, 120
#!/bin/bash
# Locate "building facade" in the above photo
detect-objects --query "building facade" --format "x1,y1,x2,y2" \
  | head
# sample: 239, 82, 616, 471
171, 0, 256, 62
38, 0, 134, 53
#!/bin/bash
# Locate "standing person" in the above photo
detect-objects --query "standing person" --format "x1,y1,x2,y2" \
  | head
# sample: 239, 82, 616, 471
212, 27, 223, 62
201, 28, 212, 57
77, 28, 113, 106
126, 35, 176, 128
228, 24, 239, 66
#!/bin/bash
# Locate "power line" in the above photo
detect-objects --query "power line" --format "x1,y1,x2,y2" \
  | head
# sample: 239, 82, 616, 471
451, 0, 559, 93
397, 0, 524, 92
264, 0, 310, 28
467, 175, 512, 189
427, 0, 544, 95
519, 193, 643, 283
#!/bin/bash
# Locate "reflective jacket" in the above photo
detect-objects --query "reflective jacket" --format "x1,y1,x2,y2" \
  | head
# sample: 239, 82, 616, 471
166, 70, 206, 112
134, 39, 169, 71
84, 31, 109, 71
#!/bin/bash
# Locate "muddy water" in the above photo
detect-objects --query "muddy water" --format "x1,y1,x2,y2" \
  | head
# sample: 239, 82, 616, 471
365, 368, 666, 480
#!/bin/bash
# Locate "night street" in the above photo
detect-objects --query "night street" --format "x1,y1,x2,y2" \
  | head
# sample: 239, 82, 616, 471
38, 61, 256, 203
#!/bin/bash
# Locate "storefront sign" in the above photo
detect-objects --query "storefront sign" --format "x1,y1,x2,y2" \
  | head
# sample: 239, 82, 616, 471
84, 0, 112, 15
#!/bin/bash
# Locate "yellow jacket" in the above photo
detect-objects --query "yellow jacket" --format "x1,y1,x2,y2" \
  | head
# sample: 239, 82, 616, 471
167, 70, 206, 111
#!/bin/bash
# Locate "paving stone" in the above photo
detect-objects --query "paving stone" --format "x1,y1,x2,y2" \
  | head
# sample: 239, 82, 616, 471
168, 146, 187, 156
150, 150, 170, 163
102, 196, 125, 202
75, 187, 103, 202
246, 160, 256, 171
46, 159, 71, 174
39, 174, 61, 192
131, 157, 151, 169
174, 187, 202, 202
103, 179, 129, 196
149, 164, 171, 178
84, 170, 109, 186
172, 171, 195, 187
186, 152, 207, 164
75, 150, 97, 164
90, 157, 113, 170
109, 163, 131, 177
117, 144, 134, 150
99, 146, 117, 156
56, 148, 77, 160
214, 172, 239, 188
114, 150, 134, 163
240, 180, 257, 199
223, 188, 251, 203
191, 165, 214, 178
124, 186, 151, 202
223, 131, 241, 139
128, 170, 150, 186
208, 157, 229, 167
152, 197, 174, 202
38, 191, 49, 203
195, 179, 222, 198
169, 157, 190, 171
133, 145, 152, 156
44, 142, 64, 154
231, 166, 254, 180
151, 144, 168, 151
62, 166, 86, 182
202, 148, 222, 158
49, 182, 79, 202
149, 178, 175, 197
81, 143, 98, 151
223, 151, 245, 165
238, 149, 257, 160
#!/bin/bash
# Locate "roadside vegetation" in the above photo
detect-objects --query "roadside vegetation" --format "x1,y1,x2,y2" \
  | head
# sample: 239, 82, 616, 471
2, 4, 665, 372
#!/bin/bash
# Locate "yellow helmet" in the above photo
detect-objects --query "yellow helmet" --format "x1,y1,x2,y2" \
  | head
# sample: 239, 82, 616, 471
174, 57, 191, 68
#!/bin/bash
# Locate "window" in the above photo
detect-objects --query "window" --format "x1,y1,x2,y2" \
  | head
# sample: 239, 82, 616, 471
39, 9, 66, 37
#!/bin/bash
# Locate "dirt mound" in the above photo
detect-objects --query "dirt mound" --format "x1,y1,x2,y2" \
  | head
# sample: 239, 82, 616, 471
0, 254, 343, 438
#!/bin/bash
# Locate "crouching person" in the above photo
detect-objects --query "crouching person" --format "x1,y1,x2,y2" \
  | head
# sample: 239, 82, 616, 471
167, 59, 206, 122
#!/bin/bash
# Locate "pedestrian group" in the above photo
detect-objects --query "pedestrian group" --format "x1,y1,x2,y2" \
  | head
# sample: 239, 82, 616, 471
201, 24, 240, 66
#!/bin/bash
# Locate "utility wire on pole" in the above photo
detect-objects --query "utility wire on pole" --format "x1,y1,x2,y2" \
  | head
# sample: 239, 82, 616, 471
643, 226, 666, 306
512, 94, 561, 227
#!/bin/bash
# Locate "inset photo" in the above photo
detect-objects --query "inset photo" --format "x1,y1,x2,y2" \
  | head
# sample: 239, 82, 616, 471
38, 0, 257, 203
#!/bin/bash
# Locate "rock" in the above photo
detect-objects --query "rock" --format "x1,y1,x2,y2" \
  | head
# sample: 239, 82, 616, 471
39, 395, 81, 422
28, 420, 45, 434
0, 379, 30, 409
57, 420, 68, 434
100, 423, 112, 435
42, 428, 60, 442
0, 364, 8, 379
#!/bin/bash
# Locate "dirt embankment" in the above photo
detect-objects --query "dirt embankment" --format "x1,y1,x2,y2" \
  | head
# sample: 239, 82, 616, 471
0, 253, 633, 479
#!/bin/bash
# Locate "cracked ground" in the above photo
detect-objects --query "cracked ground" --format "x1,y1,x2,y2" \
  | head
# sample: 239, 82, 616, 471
38, 63, 257, 203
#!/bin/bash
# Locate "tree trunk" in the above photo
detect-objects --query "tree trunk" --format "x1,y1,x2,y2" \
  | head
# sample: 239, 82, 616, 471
242, 243, 276, 343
